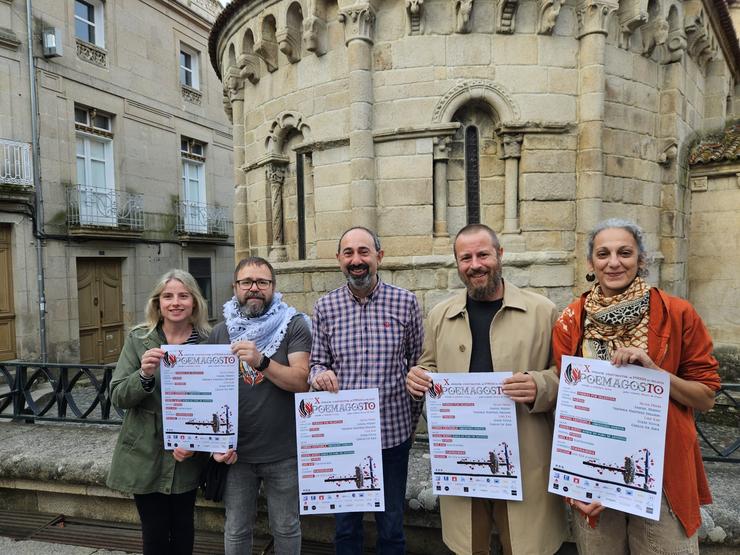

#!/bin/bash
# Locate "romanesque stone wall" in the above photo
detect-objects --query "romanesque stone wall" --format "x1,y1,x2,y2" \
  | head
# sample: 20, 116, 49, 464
213, 0, 736, 315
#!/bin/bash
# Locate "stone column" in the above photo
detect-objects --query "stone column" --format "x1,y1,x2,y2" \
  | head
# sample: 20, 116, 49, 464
266, 162, 288, 262
575, 0, 617, 284
432, 136, 451, 253
501, 133, 523, 235
224, 66, 249, 261
339, 3, 377, 230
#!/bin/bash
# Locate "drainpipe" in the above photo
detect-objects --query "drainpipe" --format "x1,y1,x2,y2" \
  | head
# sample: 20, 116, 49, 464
26, 0, 48, 363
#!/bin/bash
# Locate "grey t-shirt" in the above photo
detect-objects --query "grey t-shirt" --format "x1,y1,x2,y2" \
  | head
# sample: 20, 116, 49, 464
207, 314, 311, 463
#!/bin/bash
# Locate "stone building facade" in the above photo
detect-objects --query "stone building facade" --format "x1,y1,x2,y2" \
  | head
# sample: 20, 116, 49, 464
209, 0, 740, 352
0, 0, 233, 362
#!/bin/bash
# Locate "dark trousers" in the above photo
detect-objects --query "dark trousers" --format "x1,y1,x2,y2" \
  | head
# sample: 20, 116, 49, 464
334, 435, 412, 555
133, 489, 197, 555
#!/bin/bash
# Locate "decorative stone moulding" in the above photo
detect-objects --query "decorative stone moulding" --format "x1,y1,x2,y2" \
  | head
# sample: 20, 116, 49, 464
617, 0, 648, 49
303, 16, 327, 56
237, 53, 261, 84
433, 80, 520, 123
406, 0, 425, 35
277, 28, 301, 63
456, 0, 474, 33
338, 3, 376, 45
266, 111, 311, 155
641, 16, 669, 57
537, 0, 563, 35
501, 133, 523, 159
497, 0, 519, 34
684, 5, 719, 68
658, 139, 678, 165
76, 39, 107, 68
181, 86, 202, 105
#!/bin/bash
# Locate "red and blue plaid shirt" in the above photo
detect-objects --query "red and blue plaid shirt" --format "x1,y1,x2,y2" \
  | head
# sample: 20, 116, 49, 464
310, 279, 424, 449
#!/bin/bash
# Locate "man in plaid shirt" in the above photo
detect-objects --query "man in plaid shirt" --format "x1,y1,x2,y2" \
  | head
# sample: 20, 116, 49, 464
310, 226, 424, 555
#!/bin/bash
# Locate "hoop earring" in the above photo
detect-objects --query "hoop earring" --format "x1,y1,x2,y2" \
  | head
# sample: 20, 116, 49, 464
586, 272, 596, 282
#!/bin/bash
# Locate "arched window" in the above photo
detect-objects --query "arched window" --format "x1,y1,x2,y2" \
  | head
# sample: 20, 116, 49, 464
465, 125, 480, 224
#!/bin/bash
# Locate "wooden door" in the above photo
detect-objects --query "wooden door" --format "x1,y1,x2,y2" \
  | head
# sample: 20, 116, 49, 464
0, 225, 16, 361
77, 258, 124, 364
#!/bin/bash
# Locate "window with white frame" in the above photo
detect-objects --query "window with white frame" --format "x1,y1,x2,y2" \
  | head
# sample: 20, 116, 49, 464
179, 44, 200, 90
181, 138, 206, 233
74, 0, 105, 47
75, 106, 115, 226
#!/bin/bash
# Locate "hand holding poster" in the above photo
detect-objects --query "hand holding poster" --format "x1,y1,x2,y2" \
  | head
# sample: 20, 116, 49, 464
426, 372, 523, 501
548, 356, 670, 520
160, 344, 239, 453
295, 389, 384, 515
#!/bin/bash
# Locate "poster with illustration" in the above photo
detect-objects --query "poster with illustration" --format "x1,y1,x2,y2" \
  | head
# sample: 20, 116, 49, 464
295, 389, 384, 515
426, 372, 523, 501
548, 356, 670, 520
160, 344, 239, 453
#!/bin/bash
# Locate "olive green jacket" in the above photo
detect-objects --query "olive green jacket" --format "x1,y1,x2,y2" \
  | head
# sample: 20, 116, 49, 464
106, 326, 208, 495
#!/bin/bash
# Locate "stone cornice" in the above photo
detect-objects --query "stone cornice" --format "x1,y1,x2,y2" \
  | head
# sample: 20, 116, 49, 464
701, 0, 740, 78
373, 123, 461, 143
241, 153, 290, 173
272, 251, 572, 273
0, 27, 20, 51
497, 121, 573, 134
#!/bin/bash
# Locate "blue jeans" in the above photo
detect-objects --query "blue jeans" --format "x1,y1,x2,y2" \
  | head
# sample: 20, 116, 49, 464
223, 456, 301, 555
334, 436, 412, 555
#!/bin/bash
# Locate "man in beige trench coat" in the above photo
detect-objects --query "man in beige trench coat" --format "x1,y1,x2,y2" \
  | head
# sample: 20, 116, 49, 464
407, 223, 567, 555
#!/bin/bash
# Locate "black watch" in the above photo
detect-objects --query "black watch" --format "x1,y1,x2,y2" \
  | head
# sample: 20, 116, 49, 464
255, 354, 271, 372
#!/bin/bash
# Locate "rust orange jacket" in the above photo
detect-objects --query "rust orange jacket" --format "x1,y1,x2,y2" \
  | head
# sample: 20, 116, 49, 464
552, 287, 721, 537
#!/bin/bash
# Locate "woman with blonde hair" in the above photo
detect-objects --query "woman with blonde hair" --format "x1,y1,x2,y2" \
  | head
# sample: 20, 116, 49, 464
107, 269, 211, 554
552, 219, 721, 555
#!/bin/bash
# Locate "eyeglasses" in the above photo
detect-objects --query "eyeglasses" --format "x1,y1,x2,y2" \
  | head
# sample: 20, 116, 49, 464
235, 278, 273, 290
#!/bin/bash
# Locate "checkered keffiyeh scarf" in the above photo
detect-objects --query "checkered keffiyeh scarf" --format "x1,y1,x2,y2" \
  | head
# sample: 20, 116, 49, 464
582, 277, 650, 360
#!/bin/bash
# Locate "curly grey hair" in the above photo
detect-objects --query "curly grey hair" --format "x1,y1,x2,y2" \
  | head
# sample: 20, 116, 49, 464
587, 218, 650, 277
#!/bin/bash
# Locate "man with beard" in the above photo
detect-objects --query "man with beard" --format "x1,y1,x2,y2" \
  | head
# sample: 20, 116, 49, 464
208, 257, 311, 555
406, 224, 566, 555
310, 226, 424, 555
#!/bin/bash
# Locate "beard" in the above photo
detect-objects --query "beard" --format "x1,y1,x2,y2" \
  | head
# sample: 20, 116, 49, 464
461, 266, 503, 301
343, 263, 373, 290
240, 294, 269, 318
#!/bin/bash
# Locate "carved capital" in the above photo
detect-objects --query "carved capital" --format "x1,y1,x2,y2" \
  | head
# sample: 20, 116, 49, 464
237, 53, 261, 84
277, 28, 301, 63
537, 0, 563, 35
576, 0, 618, 39
265, 163, 286, 186
406, 0, 425, 35
501, 134, 523, 159
224, 65, 245, 101
497, 0, 519, 34
433, 136, 452, 160
338, 3, 376, 45
456, 0, 474, 34
303, 16, 327, 56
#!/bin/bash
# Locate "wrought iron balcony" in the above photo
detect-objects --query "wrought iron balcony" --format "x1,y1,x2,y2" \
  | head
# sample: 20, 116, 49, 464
66, 184, 144, 232
176, 200, 229, 237
0, 138, 33, 186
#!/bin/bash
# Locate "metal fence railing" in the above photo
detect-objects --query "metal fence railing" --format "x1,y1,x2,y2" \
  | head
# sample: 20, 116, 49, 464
66, 184, 144, 231
0, 138, 33, 186
0, 362, 122, 425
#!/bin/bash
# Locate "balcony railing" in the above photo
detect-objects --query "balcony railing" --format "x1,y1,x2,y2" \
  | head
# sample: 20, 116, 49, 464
176, 200, 229, 236
0, 139, 33, 186
66, 184, 144, 230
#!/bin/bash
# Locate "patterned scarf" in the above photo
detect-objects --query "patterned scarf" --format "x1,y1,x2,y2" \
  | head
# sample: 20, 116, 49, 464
222, 291, 308, 358
582, 276, 650, 360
